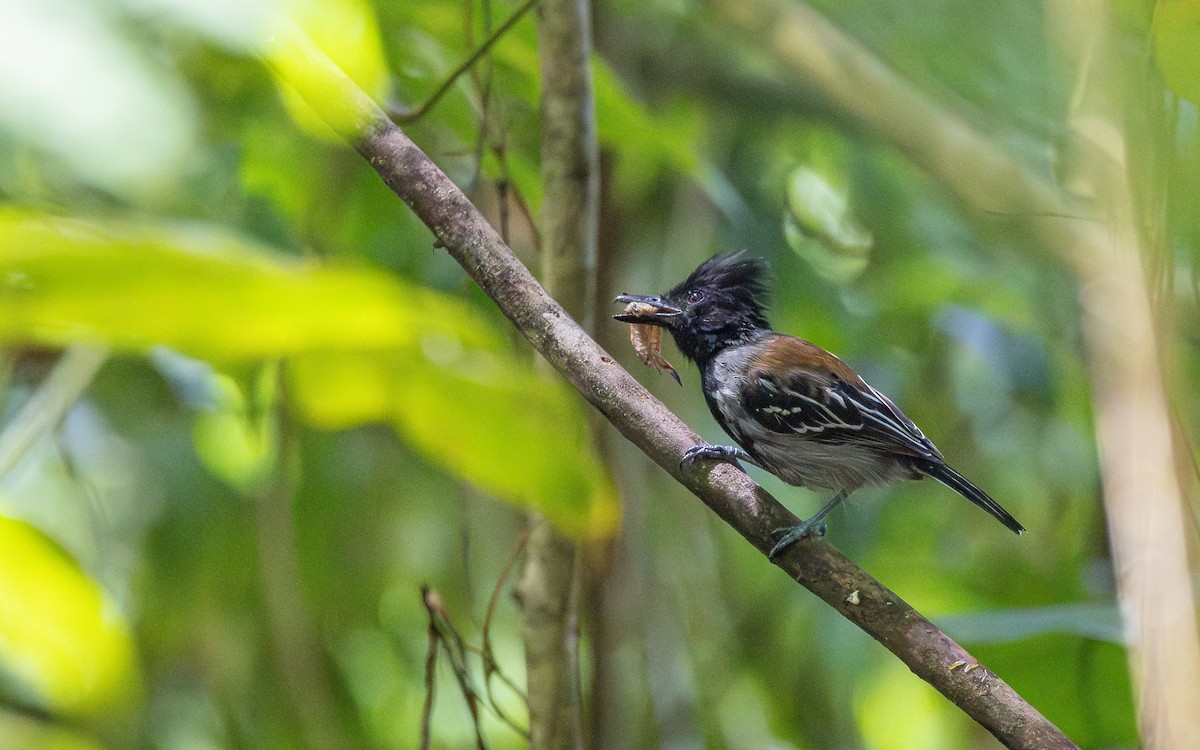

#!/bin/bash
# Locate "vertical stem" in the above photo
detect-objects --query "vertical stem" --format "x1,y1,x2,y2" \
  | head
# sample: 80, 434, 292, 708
1047, 2, 1200, 745
257, 397, 347, 750
517, 0, 599, 748
536, 0, 599, 329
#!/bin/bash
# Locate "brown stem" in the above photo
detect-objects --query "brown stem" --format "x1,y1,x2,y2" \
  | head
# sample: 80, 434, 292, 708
1046, 2, 1200, 745
515, 0, 600, 746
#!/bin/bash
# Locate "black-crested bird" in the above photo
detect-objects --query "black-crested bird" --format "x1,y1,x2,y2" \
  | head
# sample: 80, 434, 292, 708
614, 251, 1023, 558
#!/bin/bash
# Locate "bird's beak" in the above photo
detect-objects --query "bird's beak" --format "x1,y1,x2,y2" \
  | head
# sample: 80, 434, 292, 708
612, 294, 682, 325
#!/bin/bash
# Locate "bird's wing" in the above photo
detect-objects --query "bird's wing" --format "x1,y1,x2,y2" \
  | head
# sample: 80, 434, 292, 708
742, 336, 941, 460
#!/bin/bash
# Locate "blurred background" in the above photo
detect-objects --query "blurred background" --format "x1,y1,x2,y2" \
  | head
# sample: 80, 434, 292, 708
1, 0, 1197, 747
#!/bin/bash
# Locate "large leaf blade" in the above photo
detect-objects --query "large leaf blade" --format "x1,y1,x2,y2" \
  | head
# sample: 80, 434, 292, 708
0, 212, 485, 360
292, 349, 619, 538
0, 516, 141, 719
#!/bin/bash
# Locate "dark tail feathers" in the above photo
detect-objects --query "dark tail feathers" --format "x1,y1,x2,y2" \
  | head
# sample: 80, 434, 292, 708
917, 461, 1024, 535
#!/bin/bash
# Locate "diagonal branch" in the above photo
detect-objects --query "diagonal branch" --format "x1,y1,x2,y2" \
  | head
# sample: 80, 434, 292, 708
263, 22, 1077, 749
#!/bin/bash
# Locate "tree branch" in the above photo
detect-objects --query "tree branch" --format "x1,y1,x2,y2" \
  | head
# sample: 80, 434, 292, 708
263, 22, 1076, 749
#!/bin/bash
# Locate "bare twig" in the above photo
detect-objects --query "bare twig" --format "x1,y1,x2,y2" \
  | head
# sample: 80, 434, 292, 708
421, 570, 530, 743
420, 591, 439, 750
387, 0, 540, 123
480, 529, 532, 738
421, 586, 488, 750
264, 22, 1076, 749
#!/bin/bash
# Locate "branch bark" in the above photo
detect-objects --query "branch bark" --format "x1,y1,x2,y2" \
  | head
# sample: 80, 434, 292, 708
515, 0, 600, 748
264, 21, 1077, 749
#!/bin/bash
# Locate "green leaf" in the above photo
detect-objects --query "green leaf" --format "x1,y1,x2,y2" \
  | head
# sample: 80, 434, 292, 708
269, 0, 392, 141
0, 211, 482, 360
1153, 0, 1200, 104
192, 365, 280, 495
291, 347, 619, 538
594, 60, 703, 198
0, 516, 141, 719
0, 713, 108, 750
0, 211, 611, 535
783, 165, 872, 284
856, 660, 970, 750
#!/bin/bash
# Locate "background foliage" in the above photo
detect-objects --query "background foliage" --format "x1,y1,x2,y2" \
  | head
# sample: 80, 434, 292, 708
1, 0, 1196, 747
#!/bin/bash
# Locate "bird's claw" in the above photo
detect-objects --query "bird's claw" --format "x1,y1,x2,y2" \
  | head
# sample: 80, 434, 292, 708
767, 521, 827, 560
680, 444, 748, 473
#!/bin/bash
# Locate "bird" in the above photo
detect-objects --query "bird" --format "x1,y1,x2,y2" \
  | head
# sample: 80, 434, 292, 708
613, 251, 1024, 558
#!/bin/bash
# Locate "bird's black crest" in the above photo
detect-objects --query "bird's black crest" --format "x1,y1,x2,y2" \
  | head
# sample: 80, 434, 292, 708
660, 251, 773, 363
669, 250, 771, 321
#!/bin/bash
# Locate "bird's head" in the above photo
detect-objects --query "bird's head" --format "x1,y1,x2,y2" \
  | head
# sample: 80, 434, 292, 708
614, 251, 772, 362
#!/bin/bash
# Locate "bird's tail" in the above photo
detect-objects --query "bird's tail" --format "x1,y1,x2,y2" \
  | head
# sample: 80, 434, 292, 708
916, 461, 1024, 535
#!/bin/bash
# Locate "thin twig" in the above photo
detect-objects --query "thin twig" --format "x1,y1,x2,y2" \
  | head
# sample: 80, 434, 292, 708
422, 586, 489, 750
420, 587, 439, 750
479, 528, 532, 738
388, 0, 540, 123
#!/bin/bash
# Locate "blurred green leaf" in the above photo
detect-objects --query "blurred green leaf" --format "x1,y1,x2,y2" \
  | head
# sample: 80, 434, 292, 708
0, 516, 141, 719
192, 365, 279, 495
1153, 0, 1200, 104
0, 712, 108, 750
0, 0, 198, 199
594, 60, 703, 198
271, 0, 392, 141
291, 347, 619, 538
0, 211, 474, 360
0, 211, 613, 534
783, 165, 872, 284
856, 659, 969, 750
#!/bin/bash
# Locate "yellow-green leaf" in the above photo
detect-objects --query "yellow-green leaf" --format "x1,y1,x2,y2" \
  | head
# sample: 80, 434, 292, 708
192, 365, 279, 494
0, 516, 141, 719
267, 0, 391, 141
291, 347, 619, 538
0, 211, 490, 360
0, 712, 108, 750
783, 166, 872, 284
1153, 0, 1200, 104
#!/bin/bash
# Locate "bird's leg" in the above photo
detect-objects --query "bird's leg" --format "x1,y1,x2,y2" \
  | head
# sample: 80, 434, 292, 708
680, 444, 761, 473
768, 490, 849, 559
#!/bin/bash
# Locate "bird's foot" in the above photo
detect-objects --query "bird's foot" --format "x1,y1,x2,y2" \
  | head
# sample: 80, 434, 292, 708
768, 520, 827, 560
680, 444, 753, 473
768, 490, 846, 559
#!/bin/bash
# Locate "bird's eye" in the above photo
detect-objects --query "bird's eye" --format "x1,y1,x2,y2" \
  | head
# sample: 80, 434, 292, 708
687, 289, 705, 305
